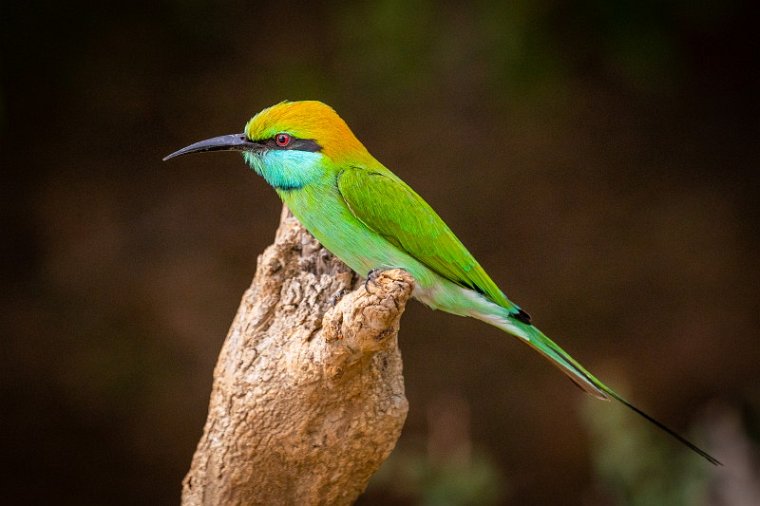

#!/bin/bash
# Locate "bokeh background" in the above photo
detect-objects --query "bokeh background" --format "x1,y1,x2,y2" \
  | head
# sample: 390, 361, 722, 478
2, 1, 758, 504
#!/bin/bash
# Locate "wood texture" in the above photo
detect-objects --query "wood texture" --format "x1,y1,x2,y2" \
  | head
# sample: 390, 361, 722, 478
182, 207, 413, 505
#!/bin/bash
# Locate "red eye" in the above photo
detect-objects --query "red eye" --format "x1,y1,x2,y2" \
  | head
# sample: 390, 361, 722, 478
275, 133, 292, 147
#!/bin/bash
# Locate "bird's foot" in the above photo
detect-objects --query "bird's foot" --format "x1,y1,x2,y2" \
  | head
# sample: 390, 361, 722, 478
329, 288, 349, 307
364, 268, 387, 293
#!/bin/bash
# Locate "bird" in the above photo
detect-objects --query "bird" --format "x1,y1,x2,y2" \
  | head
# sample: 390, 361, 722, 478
164, 100, 720, 465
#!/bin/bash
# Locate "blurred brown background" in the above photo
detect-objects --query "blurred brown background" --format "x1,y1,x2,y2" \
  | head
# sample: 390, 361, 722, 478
1, 1, 758, 505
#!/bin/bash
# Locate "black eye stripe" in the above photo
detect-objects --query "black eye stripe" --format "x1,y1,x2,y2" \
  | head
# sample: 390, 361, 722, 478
264, 137, 322, 152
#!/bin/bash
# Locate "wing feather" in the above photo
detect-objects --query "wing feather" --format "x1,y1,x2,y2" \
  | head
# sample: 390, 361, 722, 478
336, 167, 515, 311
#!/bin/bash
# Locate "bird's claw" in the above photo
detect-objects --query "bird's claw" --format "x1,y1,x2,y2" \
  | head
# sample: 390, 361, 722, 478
329, 288, 349, 307
364, 268, 386, 293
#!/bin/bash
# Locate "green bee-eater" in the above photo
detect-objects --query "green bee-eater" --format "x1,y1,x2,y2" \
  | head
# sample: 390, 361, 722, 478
165, 100, 719, 465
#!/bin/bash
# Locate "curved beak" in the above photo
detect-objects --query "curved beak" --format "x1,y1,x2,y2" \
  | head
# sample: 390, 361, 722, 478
163, 133, 262, 161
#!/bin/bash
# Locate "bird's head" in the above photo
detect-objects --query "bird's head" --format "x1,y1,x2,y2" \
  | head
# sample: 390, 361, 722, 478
164, 101, 372, 190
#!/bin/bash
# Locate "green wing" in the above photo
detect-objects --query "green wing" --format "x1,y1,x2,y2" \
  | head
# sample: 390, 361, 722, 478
336, 166, 516, 311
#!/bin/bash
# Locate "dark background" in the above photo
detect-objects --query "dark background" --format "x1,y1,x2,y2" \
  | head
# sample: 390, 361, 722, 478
2, 1, 758, 504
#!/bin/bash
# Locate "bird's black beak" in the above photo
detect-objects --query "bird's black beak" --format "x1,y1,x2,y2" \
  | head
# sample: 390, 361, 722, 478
163, 133, 262, 161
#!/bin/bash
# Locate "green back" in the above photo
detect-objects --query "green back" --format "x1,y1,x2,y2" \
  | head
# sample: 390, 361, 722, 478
336, 166, 515, 311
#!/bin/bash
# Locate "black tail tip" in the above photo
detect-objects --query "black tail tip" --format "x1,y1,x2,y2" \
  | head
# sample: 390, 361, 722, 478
615, 395, 722, 466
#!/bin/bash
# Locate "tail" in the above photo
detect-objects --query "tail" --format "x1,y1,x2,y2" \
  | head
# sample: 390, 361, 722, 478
497, 314, 721, 465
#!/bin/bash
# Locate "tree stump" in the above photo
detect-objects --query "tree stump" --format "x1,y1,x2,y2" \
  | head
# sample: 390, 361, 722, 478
182, 207, 414, 505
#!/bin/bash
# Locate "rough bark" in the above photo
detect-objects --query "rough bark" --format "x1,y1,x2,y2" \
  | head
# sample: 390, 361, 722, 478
182, 207, 414, 506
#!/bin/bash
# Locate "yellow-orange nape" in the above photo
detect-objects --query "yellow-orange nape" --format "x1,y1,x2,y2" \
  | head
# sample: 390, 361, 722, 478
244, 101, 372, 164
